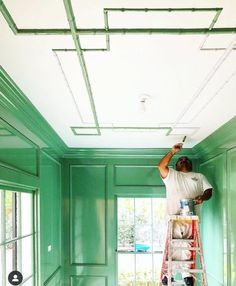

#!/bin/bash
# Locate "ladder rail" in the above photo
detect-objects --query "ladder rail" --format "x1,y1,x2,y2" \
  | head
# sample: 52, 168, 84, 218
159, 215, 208, 286
159, 221, 172, 286
196, 219, 208, 286
168, 220, 173, 286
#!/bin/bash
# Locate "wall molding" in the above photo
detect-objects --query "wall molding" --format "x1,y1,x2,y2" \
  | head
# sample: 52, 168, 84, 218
70, 275, 108, 286
43, 266, 62, 286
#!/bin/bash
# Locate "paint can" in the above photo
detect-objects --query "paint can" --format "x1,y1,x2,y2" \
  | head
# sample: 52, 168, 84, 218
180, 199, 195, 215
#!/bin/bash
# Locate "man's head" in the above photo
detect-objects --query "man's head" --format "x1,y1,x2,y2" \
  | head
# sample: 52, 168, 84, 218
175, 156, 192, 172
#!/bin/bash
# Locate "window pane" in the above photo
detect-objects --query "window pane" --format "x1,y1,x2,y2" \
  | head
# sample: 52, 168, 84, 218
118, 254, 135, 286
5, 191, 14, 240
118, 198, 134, 252
21, 193, 33, 235
136, 254, 153, 284
22, 277, 33, 285
118, 224, 135, 252
5, 242, 17, 282
153, 198, 167, 222
154, 253, 163, 283
135, 225, 152, 252
135, 198, 151, 225
118, 198, 134, 223
153, 198, 167, 251
0, 246, 5, 285
20, 236, 34, 279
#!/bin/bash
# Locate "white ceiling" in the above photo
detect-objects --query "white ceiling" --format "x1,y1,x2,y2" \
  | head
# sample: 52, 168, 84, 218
1, 0, 236, 148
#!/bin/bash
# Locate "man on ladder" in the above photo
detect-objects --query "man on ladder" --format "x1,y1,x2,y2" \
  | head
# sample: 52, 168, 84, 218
157, 143, 213, 286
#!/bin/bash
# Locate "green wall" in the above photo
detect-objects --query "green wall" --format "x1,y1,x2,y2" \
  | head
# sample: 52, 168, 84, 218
199, 154, 226, 286
63, 117, 236, 286
40, 151, 63, 285
0, 67, 64, 286
0, 119, 63, 286
227, 147, 236, 286
62, 152, 197, 286
194, 116, 236, 286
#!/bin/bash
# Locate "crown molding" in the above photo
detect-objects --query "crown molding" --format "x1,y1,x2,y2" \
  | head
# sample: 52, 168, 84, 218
63, 147, 197, 159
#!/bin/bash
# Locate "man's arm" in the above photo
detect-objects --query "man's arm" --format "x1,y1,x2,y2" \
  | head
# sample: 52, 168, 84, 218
194, 188, 213, 205
157, 143, 183, 178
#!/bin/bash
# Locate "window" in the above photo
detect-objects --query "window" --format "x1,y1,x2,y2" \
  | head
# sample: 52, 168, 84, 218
117, 198, 167, 286
0, 189, 35, 285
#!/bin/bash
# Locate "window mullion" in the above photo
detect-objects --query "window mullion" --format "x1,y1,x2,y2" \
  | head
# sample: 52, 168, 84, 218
12, 192, 17, 271
17, 192, 22, 273
134, 198, 136, 286
33, 193, 37, 286
151, 198, 154, 285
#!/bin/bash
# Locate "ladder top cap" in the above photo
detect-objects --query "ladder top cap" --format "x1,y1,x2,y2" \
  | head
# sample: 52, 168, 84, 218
168, 215, 199, 221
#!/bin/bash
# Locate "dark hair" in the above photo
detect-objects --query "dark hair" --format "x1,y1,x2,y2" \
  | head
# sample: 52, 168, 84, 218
175, 156, 192, 171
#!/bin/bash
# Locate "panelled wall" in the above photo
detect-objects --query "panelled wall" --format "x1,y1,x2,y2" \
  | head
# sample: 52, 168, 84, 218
40, 151, 63, 285
200, 147, 236, 286
194, 116, 236, 286
0, 66, 65, 286
64, 114, 236, 286
0, 118, 63, 285
62, 151, 197, 286
199, 154, 226, 286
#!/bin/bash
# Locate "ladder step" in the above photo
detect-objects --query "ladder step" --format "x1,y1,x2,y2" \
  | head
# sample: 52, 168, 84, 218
174, 269, 204, 273
169, 215, 199, 222
172, 239, 194, 242
171, 280, 185, 285
165, 260, 194, 264
172, 247, 200, 250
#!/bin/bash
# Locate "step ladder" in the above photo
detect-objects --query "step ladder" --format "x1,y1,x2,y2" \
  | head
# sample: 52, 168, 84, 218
159, 215, 207, 286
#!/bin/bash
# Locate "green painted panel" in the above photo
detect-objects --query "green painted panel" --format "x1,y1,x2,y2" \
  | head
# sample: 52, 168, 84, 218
70, 276, 106, 286
0, 118, 38, 176
115, 165, 164, 186
199, 154, 226, 286
70, 165, 106, 265
227, 147, 236, 286
40, 152, 62, 284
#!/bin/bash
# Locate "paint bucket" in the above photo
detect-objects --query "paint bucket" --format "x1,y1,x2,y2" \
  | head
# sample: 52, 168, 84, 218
180, 199, 195, 215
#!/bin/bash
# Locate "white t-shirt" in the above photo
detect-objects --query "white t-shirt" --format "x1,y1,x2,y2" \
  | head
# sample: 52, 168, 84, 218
162, 168, 213, 218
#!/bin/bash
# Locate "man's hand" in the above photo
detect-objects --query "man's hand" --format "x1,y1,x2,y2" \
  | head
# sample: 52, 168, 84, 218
171, 143, 183, 155
194, 189, 213, 205
194, 195, 203, 205
158, 143, 183, 179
